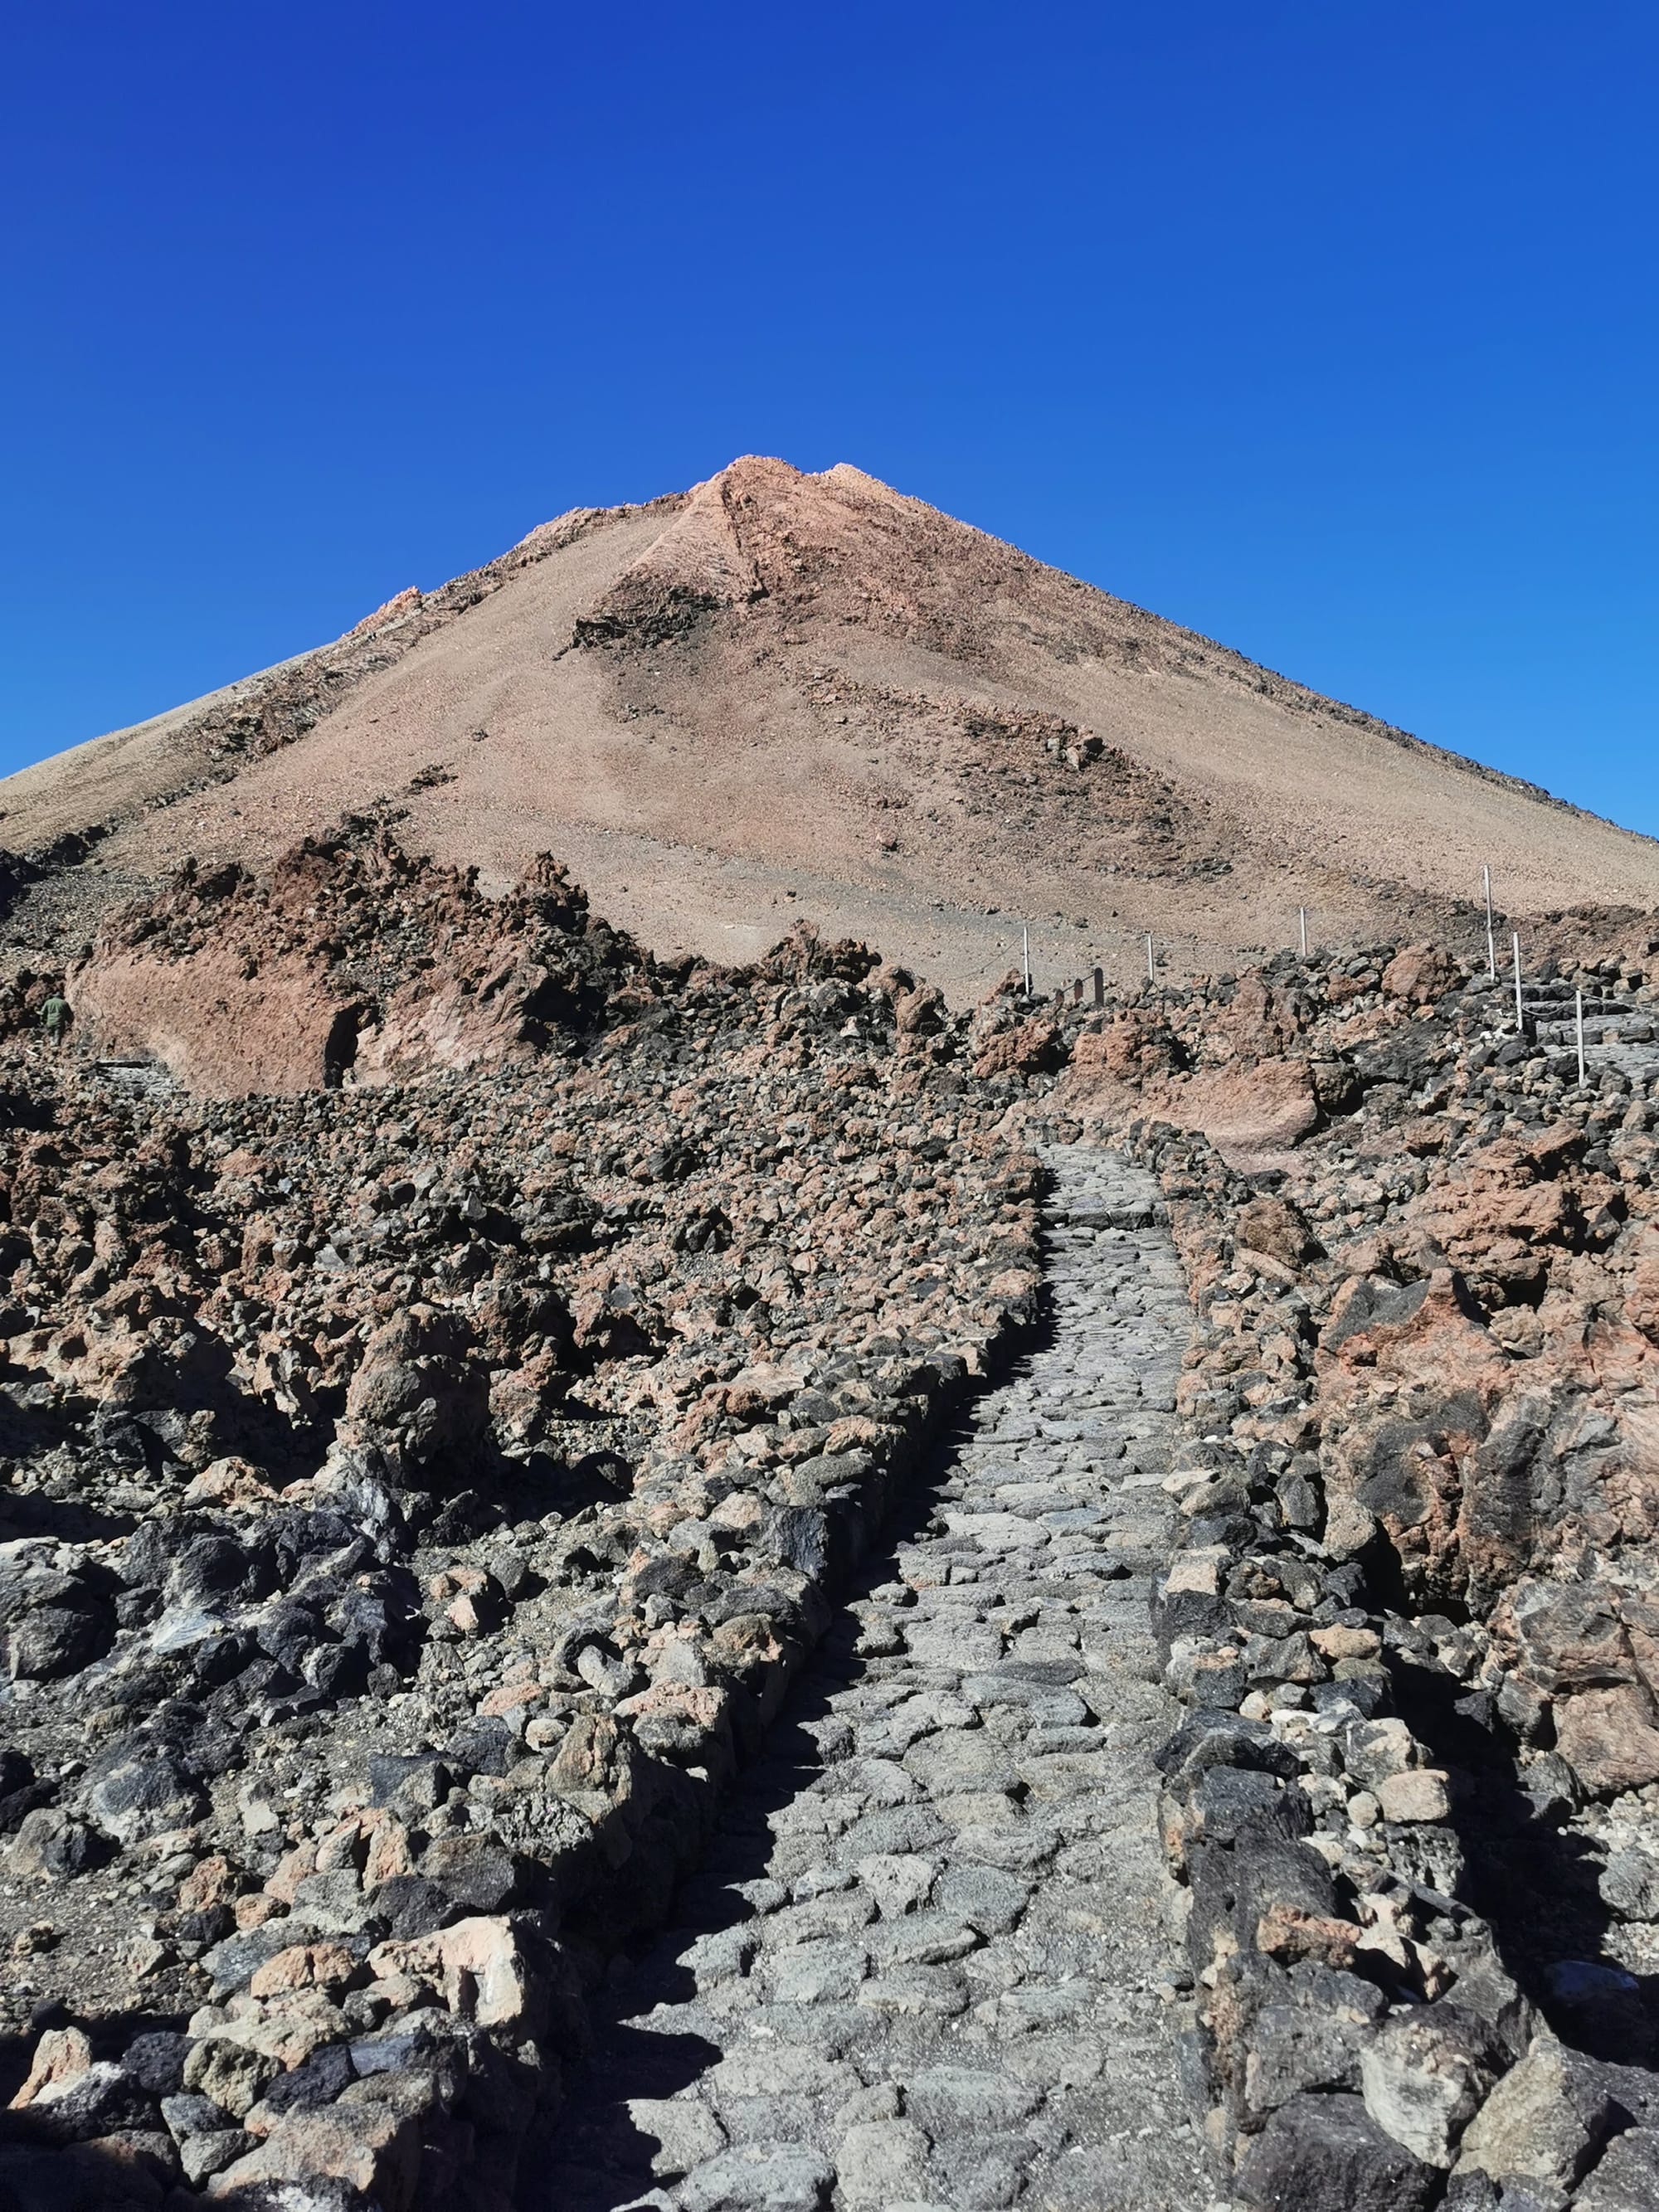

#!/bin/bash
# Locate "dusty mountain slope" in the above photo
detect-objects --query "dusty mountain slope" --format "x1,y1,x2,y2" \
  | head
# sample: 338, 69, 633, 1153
5, 456, 1655, 996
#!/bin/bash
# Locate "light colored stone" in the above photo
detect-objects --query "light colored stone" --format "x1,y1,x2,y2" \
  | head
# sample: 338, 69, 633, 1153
1376, 1769, 1452, 1823
838, 2118, 931, 2205
248, 1941, 358, 1998
184, 2038, 280, 2120
856, 1851, 937, 1918
8, 2025, 92, 2107
1575, 2127, 1659, 2210
1311, 1624, 1382, 1660
1164, 1549, 1227, 1597
365, 1913, 530, 2028
761, 1937, 868, 2004
1360, 2010, 1497, 2166
626, 2096, 727, 2179
1554, 1685, 1659, 1796
678, 2143, 834, 2212
1457, 2036, 1615, 2189
903, 2064, 1044, 2132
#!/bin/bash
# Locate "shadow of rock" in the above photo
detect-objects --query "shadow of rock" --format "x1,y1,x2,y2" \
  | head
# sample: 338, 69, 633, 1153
1394, 1655, 1659, 2064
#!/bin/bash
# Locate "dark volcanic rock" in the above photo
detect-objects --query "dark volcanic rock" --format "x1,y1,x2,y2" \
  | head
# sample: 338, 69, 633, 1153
0, 834, 1043, 2212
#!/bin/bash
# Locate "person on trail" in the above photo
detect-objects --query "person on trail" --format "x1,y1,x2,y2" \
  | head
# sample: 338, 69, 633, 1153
40, 994, 69, 1046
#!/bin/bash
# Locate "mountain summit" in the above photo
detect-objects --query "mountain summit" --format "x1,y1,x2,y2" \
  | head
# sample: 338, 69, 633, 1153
3, 455, 1653, 992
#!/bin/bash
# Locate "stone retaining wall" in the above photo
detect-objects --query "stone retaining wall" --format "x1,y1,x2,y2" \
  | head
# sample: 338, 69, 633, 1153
1001, 926, 1659, 2206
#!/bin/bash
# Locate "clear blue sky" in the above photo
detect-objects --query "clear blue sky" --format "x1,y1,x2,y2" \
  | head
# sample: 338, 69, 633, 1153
4, 2, 1656, 838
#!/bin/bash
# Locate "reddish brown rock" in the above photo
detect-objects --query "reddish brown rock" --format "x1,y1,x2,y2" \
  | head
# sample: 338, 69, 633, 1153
8, 2026, 93, 2108
1071, 1009, 1184, 1081
1382, 945, 1462, 1003
974, 1014, 1065, 1079
209, 2092, 424, 2210
1553, 1685, 1659, 1796
68, 835, 611, 1096
1235, 1194, 1316, 1268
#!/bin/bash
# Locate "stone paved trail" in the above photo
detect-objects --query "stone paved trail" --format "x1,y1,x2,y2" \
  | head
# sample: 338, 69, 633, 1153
536, 1147, 1209, 2212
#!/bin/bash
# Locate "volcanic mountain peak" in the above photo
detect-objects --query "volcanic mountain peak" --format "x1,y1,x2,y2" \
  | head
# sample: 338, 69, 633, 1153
1, 455, 1653, 996
576, 461, 773, 643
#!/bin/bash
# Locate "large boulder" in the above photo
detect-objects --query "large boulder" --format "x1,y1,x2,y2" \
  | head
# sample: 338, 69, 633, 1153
1381, 946, 1462, 1004
342, 1307, 489, 1471
1456, 2037, 1618, 2191
1236, 2092, 1441, 2210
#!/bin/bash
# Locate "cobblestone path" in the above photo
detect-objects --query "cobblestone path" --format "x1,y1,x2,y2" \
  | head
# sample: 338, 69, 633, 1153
538, 1147, 1208, 2212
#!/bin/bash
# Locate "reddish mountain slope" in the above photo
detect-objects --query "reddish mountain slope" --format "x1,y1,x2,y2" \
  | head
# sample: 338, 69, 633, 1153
3, 456, 1653, 996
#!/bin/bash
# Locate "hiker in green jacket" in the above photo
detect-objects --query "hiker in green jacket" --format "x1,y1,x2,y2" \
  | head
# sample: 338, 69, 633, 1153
40, 994, 69, 1046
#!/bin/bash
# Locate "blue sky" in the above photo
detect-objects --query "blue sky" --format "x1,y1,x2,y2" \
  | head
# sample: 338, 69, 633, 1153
3, 2, 1656, 836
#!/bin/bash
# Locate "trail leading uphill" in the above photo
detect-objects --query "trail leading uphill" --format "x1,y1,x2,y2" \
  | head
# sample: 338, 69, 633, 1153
533, 1148, 1204, 2212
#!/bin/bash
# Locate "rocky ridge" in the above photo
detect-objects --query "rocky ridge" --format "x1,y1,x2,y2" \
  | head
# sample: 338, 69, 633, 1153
7, 456, 1657, 1002
67, 830, 640, 1095
0, 492, 683, 877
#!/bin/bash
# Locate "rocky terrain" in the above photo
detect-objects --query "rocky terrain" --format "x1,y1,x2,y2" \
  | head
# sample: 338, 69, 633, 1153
2, 627, 1658, 2206
1032, 916, 1659, 2205
0, 832, 1050, 2209
529, 1147, 1206, 2212
2, 456, 1657, 1002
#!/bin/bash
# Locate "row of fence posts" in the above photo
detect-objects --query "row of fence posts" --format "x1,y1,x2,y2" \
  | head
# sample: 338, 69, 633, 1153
1018, 862, 1593, 1087
1488, 863, 1588, 1086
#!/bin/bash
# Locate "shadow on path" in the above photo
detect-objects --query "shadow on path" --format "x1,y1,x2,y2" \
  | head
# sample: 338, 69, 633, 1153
531, 1299, 1063, 2208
